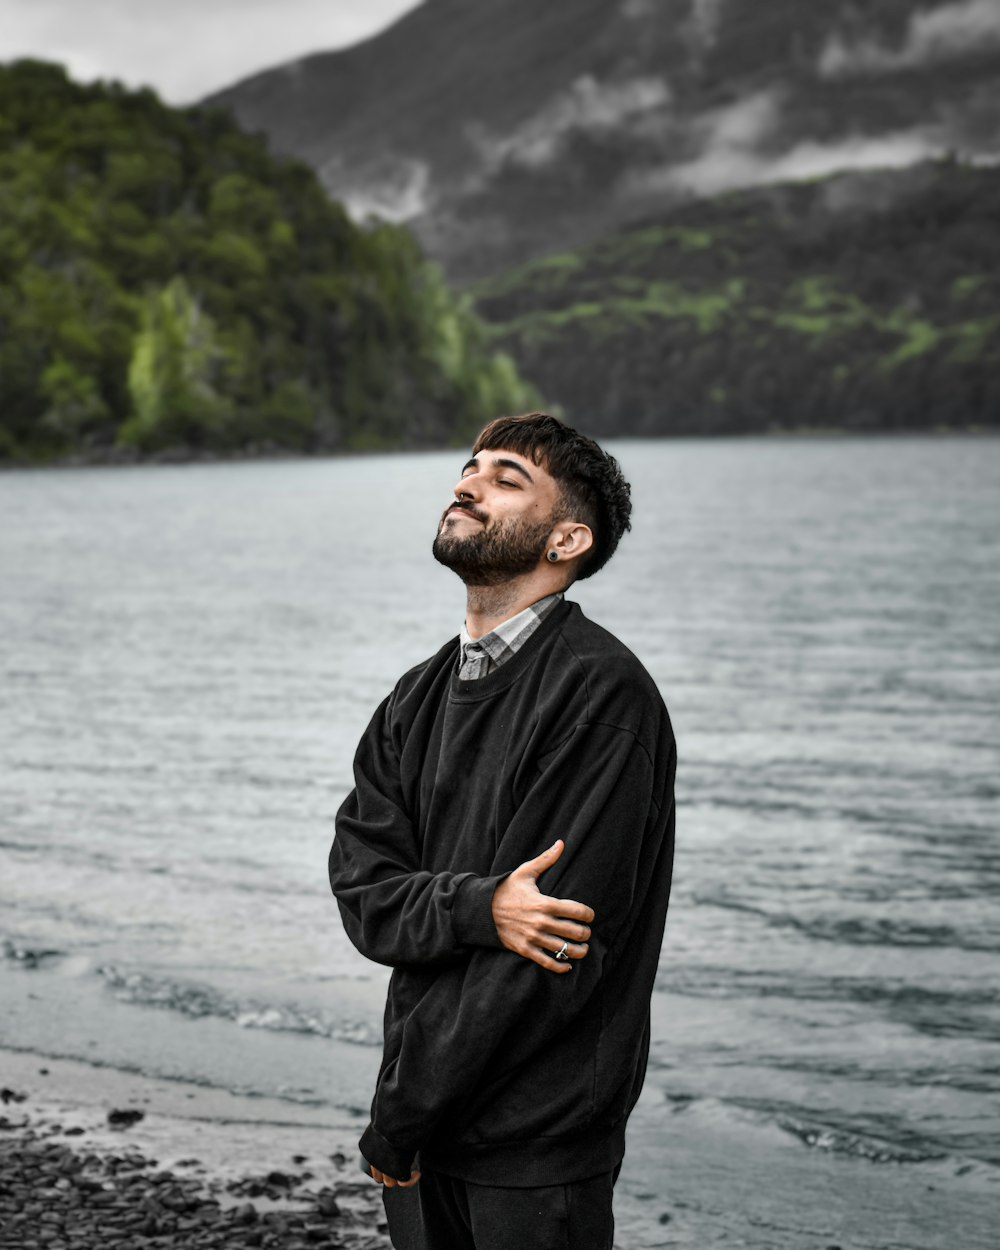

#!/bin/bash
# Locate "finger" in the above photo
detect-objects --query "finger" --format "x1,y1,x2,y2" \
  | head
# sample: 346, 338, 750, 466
370, 1167, 383, 1184
398, 1171, 421, 1188
525, 945, 574, 974
521, 839, 564, 880
547, 897, 595, 925
382, 1175, 397, 1188
535, 914, 592, 942
541, 935, 588, 961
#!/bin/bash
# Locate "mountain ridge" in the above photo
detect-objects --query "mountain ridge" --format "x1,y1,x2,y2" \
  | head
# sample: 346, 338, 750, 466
207, 0, 1000, 280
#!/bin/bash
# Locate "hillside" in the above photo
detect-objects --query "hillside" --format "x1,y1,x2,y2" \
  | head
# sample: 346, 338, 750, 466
208, 0, 1000, 280
471, 160, 1000, 435
0, 61, 537, 465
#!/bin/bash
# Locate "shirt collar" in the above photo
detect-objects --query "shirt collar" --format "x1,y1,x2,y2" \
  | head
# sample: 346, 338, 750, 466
459, 593, 564, 668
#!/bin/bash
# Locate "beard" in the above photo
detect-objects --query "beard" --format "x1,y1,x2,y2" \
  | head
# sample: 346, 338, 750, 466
432, 506, 553, 586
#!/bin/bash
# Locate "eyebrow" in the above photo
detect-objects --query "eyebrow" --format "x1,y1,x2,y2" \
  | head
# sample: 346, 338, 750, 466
462, 455, 535, 484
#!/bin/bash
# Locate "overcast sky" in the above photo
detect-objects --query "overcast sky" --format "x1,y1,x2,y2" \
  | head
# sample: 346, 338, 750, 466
1, 0, 421, 103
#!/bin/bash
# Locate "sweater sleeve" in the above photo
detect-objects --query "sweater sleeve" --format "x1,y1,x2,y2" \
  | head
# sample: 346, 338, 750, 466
329, 692, 505, 967
359, 720, 674, 1181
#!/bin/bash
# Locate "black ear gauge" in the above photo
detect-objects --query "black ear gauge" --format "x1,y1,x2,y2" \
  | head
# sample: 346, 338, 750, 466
547, 550, 559, 562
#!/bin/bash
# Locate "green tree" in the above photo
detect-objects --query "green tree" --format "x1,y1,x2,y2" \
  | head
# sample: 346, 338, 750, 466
120, 277, 230, 450
38, 356, 109, 442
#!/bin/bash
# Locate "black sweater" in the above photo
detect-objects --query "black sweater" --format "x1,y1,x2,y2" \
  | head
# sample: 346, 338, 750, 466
329, 599, 676, 1186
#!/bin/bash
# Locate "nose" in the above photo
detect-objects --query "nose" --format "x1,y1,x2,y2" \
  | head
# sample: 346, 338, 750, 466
453, 470, 480, 502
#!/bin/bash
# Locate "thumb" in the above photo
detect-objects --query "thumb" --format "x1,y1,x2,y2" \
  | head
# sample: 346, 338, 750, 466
521, 839, 565, 880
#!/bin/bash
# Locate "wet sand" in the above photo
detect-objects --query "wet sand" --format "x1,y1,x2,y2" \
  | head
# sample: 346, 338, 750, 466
3, 1046, 998, 1249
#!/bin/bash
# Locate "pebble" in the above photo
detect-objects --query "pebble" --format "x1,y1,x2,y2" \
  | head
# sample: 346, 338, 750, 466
317, 1192, 342, 1218
0, 1123, 389, 1249
234, 1202, 258, 1225
106, 1109, 144, 1128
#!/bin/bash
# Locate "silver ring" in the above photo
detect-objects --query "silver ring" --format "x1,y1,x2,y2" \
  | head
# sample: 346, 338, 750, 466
554, 942, 570, 962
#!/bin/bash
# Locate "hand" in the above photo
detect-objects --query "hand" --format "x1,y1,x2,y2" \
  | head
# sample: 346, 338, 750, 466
369, 1166, 421, 1188
491, 840, 595, 974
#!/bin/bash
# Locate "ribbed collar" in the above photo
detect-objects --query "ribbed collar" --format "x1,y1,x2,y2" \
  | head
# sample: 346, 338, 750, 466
450, 599, 575, 702
457, 593, 564, 679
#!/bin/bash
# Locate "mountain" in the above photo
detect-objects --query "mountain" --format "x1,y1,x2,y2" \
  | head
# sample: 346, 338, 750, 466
470, 159, 1000, 434
207, 0, 1000, 281
0, 61, 537, 464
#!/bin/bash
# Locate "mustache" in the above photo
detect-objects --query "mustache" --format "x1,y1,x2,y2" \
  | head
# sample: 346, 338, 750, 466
442, 501, 488, 525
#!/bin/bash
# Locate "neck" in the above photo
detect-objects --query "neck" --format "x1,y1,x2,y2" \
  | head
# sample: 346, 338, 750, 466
463, 575, 562, 640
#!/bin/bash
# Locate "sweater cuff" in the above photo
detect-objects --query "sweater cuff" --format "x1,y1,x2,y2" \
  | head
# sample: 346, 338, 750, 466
452, 873, 508, 948
360, 1122, 415, 1182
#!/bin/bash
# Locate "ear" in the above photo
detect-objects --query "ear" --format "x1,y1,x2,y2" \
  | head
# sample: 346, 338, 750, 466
547, 521, 594, 567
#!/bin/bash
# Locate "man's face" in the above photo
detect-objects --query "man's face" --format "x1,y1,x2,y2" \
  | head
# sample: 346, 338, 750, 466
432, 447, 562, 586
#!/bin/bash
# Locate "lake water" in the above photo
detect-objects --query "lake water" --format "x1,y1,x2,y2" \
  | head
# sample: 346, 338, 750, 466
2, 437, 998, 1247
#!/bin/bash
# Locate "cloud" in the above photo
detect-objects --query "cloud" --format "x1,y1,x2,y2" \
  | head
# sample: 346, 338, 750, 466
467, 74, 673, 174
819, 0, 1000, 78
665, 130, 943, 197
323, 156, 431, 223
619, 88, 779, 198
0, 0, 419, 102
699, 89, 781, 150
624, 89, 943, 199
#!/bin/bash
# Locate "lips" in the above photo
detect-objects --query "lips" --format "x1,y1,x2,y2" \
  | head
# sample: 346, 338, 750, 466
445, 505, 485, 524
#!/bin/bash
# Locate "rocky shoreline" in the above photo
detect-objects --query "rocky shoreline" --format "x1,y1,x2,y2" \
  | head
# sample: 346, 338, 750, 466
0, 1093, 390, 1250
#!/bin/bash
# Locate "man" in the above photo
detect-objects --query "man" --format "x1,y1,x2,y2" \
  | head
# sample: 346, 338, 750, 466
329, 412, 675, 1250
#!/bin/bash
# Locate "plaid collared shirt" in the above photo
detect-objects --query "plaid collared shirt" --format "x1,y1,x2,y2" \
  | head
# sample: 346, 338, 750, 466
457, 594, 563, 680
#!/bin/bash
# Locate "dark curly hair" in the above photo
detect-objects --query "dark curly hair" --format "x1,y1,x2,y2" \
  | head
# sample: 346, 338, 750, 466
472, 412, 632, 580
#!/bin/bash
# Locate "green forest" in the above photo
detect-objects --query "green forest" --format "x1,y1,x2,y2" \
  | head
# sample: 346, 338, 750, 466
472, 161, 1000, 436
0, 61, 538, 463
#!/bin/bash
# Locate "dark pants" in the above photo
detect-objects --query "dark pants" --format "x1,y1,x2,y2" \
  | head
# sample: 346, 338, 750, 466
382, 1167, 617, 1250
